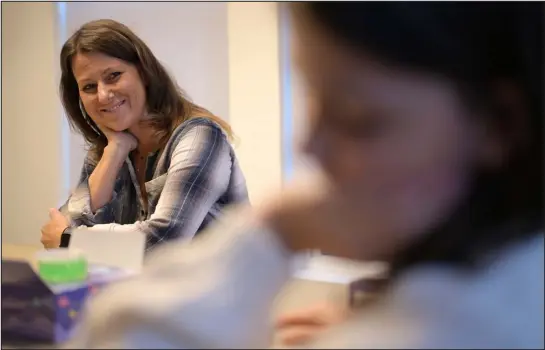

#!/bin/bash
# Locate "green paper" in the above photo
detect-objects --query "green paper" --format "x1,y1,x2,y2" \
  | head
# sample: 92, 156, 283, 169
38, 257, 88, 284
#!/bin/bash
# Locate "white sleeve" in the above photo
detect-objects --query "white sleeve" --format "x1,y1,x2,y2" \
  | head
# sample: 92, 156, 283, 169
68, 206, 293, 349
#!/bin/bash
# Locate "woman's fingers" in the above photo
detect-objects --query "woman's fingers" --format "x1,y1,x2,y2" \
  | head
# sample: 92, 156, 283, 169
275, 304, 348, 346
276, 303, 348, 329
277, 308, 331, 328
277, 324, 327, 346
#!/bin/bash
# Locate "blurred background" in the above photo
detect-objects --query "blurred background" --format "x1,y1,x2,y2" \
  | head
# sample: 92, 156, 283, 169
1, 2, 313, 247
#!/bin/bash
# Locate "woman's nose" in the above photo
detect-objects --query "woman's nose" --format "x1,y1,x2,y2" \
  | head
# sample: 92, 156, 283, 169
303, 123, 329, 162
97, 83, 112, 104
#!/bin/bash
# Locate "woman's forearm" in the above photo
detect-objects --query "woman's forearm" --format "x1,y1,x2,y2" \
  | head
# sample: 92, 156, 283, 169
88, 145, 129, 213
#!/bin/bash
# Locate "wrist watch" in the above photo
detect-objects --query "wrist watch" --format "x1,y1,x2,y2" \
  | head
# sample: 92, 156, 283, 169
60, 227, 73, 248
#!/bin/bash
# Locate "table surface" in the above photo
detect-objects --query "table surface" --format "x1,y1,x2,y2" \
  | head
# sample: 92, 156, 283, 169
2, 245, 376, 349
2, 244, 41, 267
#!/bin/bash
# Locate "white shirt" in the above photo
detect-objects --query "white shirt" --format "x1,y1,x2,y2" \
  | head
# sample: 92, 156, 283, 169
68, 207, 544, 349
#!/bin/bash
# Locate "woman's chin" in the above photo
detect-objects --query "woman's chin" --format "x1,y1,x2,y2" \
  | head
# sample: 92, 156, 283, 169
104, 115, 140, 133
108, 122, 134, 132
108, 126, 127, 132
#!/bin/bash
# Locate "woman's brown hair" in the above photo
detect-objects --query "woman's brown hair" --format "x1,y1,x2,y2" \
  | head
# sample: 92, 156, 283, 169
60, 19, 232, 160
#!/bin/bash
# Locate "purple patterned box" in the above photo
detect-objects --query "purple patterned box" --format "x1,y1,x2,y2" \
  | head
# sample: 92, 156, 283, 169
1, 259, 134, 344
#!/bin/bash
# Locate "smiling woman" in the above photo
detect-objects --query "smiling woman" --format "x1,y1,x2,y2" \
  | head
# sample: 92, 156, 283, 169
40, 19, 249, 251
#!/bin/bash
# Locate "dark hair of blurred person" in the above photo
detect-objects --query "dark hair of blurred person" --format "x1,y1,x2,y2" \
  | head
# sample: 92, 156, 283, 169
293, 2, 543, 276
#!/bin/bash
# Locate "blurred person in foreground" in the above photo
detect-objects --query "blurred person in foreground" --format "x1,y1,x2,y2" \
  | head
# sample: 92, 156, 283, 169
40, 19, 248, 251
69, 3, 543, 348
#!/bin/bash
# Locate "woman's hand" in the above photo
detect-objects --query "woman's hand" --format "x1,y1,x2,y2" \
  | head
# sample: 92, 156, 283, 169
98, 124, 138, 154
275, 303, 349, 346
40, 208, 70, 249
87, 125, 137, 213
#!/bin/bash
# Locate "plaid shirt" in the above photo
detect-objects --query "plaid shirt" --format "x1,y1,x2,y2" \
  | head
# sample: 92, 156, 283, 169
60, 118, 249, 250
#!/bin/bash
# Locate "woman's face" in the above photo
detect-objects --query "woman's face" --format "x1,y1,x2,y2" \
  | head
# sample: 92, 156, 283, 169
293, 19, 499, 239
72, 52, 147, 132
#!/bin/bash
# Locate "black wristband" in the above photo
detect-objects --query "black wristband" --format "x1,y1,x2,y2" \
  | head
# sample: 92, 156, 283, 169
59, 227, 72, 248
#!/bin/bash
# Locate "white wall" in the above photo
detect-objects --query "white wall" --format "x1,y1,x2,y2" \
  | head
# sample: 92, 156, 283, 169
1, 2, 286, 246
228, 2, 283, 204
2, 2, 63, 245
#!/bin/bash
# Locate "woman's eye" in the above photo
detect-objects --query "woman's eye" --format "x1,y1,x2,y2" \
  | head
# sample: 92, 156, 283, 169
334, 113, 390, 139
82, 84, 97, 93
353, 119, 388, 139
107, 72, 122, 81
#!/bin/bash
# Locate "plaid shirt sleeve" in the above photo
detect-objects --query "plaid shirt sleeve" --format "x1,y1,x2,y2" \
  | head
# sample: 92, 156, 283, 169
81, 122, 234, 248
59, 153, 120, 227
